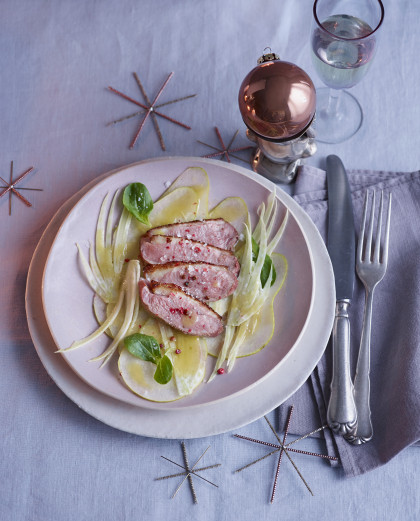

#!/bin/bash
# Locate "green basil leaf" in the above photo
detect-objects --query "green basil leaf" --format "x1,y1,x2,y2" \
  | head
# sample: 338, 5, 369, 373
154, 355, 173, 385
251, 237, 276, 288
123, 183, 154, 225
124, 333, 161, 363
260, 255, 277, 288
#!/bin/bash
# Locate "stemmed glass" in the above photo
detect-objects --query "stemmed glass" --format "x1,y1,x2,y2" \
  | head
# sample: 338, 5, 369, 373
311, 0, 384, 143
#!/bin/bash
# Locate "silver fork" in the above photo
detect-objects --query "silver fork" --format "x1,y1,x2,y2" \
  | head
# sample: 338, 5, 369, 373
345, 190, 392, 445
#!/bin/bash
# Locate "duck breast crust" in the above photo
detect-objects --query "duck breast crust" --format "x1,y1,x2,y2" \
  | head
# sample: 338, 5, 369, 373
143, 261, 238, 302
140, 235, 240, 275
139, 279, 224, 337
146, 218, 238, 251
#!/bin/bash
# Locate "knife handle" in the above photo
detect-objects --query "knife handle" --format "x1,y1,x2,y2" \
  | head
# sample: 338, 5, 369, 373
327, 300, 358, 436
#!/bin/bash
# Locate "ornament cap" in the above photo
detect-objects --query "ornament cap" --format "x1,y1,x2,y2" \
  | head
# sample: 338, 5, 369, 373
257, 48, 280, 64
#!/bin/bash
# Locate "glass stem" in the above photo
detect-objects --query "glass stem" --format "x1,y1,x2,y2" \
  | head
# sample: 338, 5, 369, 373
326, 89, 341, 117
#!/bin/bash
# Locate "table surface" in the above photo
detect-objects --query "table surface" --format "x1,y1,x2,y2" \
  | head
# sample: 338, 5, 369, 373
2, 1, 420, 520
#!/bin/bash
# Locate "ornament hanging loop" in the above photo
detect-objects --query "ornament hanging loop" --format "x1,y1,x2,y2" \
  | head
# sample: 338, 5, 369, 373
258, 48, 280, 64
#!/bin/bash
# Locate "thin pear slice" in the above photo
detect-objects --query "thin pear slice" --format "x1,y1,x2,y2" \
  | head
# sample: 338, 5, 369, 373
208, 196, 248, 234
206, 253, 287, 358
150, 186, 202, 226
118, 348, 179, 402
171, 332, 207, 397
208, 296, 231, 318
159, 167, 209, 218
118, 319, 207, 402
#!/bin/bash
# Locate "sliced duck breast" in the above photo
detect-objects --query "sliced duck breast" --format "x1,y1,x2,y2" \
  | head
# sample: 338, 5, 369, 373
143, 261, 238, 302
140, 235, 240, 275
139, 280, 223, 337
147, 218, 238, 251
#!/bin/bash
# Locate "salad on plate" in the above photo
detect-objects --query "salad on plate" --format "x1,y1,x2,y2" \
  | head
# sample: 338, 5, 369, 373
58, 167, 289, 402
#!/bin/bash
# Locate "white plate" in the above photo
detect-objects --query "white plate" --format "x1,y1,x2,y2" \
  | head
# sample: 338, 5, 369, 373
42, 158, 314, 409
27, 157, 335, 438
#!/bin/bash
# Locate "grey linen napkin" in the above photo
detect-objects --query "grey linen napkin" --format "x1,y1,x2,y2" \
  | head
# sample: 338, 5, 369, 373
278, 165, 420, 477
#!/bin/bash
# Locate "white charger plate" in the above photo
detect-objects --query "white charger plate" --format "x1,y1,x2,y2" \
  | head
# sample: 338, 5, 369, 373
26, 157, 335, 438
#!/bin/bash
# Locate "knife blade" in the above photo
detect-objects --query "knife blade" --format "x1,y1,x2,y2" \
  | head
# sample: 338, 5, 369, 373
326, 155, 358, 436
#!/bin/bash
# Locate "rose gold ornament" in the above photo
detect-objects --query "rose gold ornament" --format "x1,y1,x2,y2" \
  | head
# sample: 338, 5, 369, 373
238, 51, 317, 183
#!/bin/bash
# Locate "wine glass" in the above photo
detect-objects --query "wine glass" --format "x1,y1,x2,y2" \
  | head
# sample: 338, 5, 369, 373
311, 0, 384, 143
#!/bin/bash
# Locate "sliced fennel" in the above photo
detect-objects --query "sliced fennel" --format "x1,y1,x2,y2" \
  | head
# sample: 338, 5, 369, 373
93, 294, 149, 342
226, 254, 287, 365
206, 253, 287, 360
90, 260, 140, 367
96, 190, 118, 281
58, 260, 141, 368
76, 191, 132, 304
209, 193, 289, 380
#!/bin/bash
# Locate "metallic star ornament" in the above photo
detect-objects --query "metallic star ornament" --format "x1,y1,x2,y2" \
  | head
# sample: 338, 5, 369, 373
234, 406, 338, 503
107, 72, 196, 150
0, 161, 43, 216
155, 442, 221, 504
197, 127, 254, 163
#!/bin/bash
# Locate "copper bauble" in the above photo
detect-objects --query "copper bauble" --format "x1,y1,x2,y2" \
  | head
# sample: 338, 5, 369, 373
238, 55, 316, 142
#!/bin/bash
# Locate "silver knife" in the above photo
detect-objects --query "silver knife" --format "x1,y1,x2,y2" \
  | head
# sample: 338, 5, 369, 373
326, 155, 358, 437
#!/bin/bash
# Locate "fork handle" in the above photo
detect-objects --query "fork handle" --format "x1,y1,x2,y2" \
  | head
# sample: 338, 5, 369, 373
327, 300, 358, 436
345, 289, 375, 445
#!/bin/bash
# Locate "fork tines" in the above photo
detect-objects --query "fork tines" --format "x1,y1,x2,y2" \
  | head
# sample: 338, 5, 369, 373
358, 190, 392, 265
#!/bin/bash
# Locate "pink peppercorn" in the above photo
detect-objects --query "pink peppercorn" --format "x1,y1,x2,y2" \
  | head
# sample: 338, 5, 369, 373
217, 368, 225, 375
175, 349, 182, 354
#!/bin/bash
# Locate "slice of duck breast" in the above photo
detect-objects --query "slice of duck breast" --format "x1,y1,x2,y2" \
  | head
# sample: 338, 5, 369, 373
140, 235, 240, 275
143, 261, 238, 302
139, 280, 223, 337
147, 219, 238, 251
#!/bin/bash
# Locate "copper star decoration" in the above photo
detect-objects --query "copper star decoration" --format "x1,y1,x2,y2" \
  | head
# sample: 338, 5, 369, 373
0, 161, 42, 216
107, 72, 196, 150
197, 127, 254, 163
234, 406, 338, 503
155, 442, 221, 504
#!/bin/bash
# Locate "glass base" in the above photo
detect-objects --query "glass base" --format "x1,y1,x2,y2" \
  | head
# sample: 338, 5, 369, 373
314, 88, 363, 144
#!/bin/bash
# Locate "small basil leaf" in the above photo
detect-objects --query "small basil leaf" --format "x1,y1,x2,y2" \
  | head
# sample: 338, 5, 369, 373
154, 355, 173, 385
123, 183, 154, 225
251, 237, 276, 288
124, 333, 161, 363
260, 255, 277, 288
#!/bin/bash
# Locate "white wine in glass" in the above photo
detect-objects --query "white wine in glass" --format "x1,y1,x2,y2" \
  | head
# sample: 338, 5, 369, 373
311, 0, 384, 143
